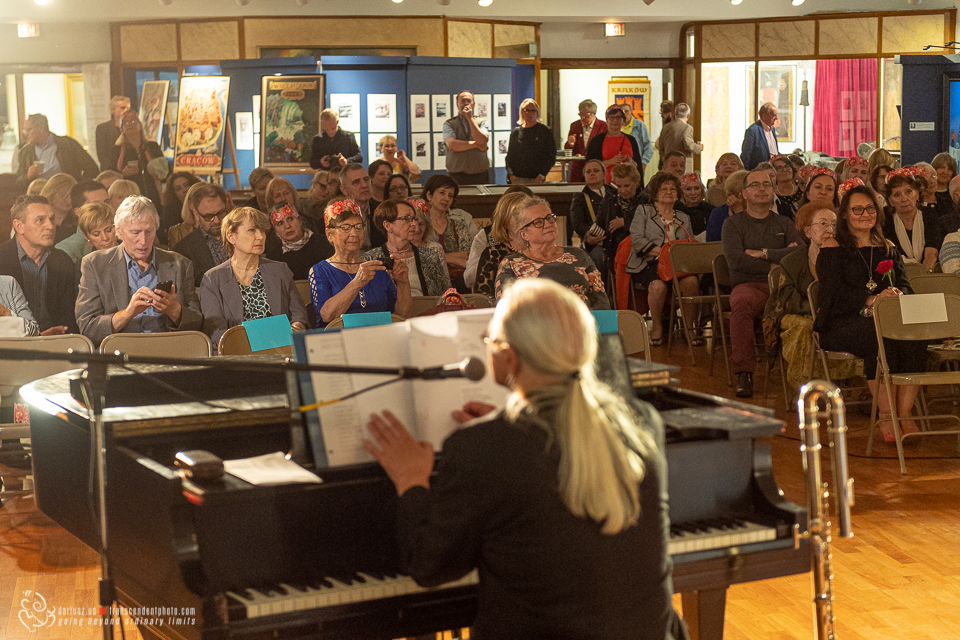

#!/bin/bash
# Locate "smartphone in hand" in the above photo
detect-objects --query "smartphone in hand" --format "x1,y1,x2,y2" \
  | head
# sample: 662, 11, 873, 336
156, 280, 174, 293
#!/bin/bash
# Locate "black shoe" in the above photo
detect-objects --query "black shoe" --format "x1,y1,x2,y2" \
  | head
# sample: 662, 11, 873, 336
735, 372, 753, 398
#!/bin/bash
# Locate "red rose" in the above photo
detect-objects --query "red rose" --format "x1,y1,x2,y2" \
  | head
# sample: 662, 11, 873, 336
876, 260, 894, 275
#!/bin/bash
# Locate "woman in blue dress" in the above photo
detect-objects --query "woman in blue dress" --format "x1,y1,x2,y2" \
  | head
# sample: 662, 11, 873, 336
309, 198, 411, 326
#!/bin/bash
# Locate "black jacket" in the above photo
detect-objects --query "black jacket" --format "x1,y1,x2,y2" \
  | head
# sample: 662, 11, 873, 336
16, 134, 100, 190
569, 184, 616, 241
309, 128, 362, 169
506, 123, 557, 179
0, 238, 79, 333
95, 121, 120, 172
172, 228, 219, 287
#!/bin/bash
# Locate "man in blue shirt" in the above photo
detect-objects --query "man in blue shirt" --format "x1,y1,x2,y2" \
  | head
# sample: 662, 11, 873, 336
15, 114, 99, 190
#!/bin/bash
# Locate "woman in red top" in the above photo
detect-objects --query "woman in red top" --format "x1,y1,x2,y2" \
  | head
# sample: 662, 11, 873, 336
586, 104, 642, 184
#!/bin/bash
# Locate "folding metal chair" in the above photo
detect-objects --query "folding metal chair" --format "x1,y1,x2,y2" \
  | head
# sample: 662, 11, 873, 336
667, 241, 724, 365
100, 331, 213, 358
617, 310, 651, 361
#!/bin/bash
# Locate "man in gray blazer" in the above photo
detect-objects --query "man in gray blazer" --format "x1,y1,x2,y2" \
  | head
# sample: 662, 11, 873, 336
76, 195, 202, 345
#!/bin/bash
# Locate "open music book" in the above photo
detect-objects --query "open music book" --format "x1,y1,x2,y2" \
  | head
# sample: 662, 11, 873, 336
294, 309, 507, 468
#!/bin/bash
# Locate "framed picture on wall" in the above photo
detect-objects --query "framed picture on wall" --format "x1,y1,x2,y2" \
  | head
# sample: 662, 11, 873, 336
493, 131, 509, 168
473, 94, 492, 128
410, 94, 430, 133
432, 95, 451, 131
259, 74, 324, 169
747, 66, 796, 143
411, 133, 431, 172
607, 77, 652, 127
368, 132, 396, 163
330, 93, 361, 134
494, 94, 512, 131
173, 76, 230, 175
432, 132, 447, 171
367, 94, 397, 133
139, 80, 169, 145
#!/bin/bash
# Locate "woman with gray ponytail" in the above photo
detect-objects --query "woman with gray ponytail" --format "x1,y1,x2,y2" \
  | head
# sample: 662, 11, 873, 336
364, 279, 682, 640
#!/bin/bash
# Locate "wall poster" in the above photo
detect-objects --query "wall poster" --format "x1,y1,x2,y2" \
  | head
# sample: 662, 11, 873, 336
473, 94, 492, 128
432, 132, 447, 171
410, 94, 430, 133
173, 76, 230, 174
411, 133, 431, 173
139, 80, 169, 145
493, 94, 512, 131
493, 131, 509, 168
432, 95, 451, 132
260, 75, 324, 169
367, 93, 397, 133
607, 77, 651, 126
330, 93, 361, 134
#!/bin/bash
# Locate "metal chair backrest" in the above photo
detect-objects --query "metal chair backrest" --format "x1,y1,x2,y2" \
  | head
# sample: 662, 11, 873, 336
874, 293, 960, 342
903, 262, 930, 281
908, 273, 960, 297
670, 241, 724, 277
217, 324, 293, 356
0, 334, 95, 398
808, 280, 820, 322
409, 296, 441, 317
100, 331, 212, 358
294, 279, 311, 305
712, 253, 731, 288
616, 309, 651, 360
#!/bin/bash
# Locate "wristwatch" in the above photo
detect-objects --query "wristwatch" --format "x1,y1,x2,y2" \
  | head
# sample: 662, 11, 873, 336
762, 248, 769, 260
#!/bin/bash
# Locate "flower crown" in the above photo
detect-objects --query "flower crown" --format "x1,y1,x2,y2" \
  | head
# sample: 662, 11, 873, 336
797, 165, 816, 180
770, 154, 790, 165
269, 203, 298, 226
837, 177, 864, 199
884, 166, 922, 184
408, 198, 430, 215
681, 172, 702, 186
324, 199, 361, 226
847, 156, 868, 167
809, 167, 835, 179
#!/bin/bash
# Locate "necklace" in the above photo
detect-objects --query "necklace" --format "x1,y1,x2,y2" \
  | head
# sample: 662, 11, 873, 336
856, 245, 877, 292
359, 286, 366, 308
386, 242, 413, 254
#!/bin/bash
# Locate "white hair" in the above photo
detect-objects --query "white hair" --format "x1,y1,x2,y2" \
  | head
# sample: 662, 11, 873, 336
115, 195, 159, 231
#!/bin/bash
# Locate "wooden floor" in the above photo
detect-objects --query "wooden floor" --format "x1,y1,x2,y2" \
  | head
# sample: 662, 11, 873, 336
1, 340, 959, 640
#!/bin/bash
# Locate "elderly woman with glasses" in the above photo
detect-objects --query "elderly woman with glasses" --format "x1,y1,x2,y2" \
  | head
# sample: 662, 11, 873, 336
882, 168, 943, 270
505, 99, 557, 185
495, 196, 609, 310
309, 198, 411, 326
263, 203, 334, 280
109, 110, 166, 216
363, 199, 450, 297
586, 104, 642, 183
201, 207, 309, 348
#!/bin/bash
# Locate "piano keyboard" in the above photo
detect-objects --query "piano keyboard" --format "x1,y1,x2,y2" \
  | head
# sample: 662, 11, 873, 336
668, 518, 776, 555
227, 571, 479, 619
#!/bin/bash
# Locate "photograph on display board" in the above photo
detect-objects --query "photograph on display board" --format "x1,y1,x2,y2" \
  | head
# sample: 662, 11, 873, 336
410, 94, 430, 133
432, 132, 447, 171
747, 66, 795, 143
139, 80, 169, 145
173, 76, 230, 174
260, 75, 324, 169
607, 77, 651, 125
330, 93, 361, 134
411, 133, 431, 172
493, 131, 509, 168
368, 133, 396, 163
493, 94, 512, 131
367, 94, 397, 133
432, 95, 451, 132
473, 94, 492, 125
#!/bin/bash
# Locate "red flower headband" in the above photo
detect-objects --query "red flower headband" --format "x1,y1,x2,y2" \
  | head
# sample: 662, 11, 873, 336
408, 198, 430, 216
681, 173, 702, 186
884, 166, 922, 184
798, 165, 816, 180
269, 203, 298, 226
770, 154, 790, 165
837, 178, 864, 199
809, 167, 835, 179
847, 156, 868, 168
324, 199, 361, 226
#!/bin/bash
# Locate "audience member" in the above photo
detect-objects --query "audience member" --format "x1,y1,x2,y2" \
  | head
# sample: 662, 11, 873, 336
564, 99, 606, 183
443, 91, 491, 185
0, 195, 78, 334
309, 199, 411, 325
302, 169, 331, 224
661, 152, 687, 179
161, 171, 200, 238
407, 199, 433, 249
378, 135, 420, 182
77, 196, 201, 345
797, 168, 838, 210
741, 103, 779, 170
915, 161, 953, 220
867, 147, 898, 178
586, 104, 641, 183
40, 173, 79, 244
471, 192, 530, 298
310, 108, 362, 170
596, 163, 644, 270
842, 156, 868, 183
77, 203, 119, 253
201, 207, 308, 348
569, 159, 615, 272
96, 170, 123, 191
263, 202, 334, 280
706, 153, 744, 207
940, 174, 960, 235
96, 96, 130, 172
814, 185, 925, 441
869, 164, 892, 208
244, 167, 274, 212
55, 181, 110, 268
771, 155, 802, 221
931, 152, 957, 198
384, 174, 412, 203
327, 166, 343, 199
620, 103, 654, 173
706, 169, 749, 242
16, 114, 98, 189
655, 103, 701, 175
721, 169, 802, 398
108, 179, 141, 212
364, 199, 451, 298
368, 160, 393, 212
26, 179, 46, 195
496, 196, 608, 310
340, 162, 385, 250
883, 168, 942, 270
506, 99, 557, 185
421, 174, 479, 284
264, 176, 301, 216
941, 225, 960, 274
0, 274, 39, 336
172, 183, 230, 286
109, 110, 166, 217
167, 183, 203, 248
677, 173, 712, 237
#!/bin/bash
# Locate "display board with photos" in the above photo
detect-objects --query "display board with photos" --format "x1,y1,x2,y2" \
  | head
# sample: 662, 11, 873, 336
259, 74, 325, 169
412, 92, 514, 172
173, 76, 231, 175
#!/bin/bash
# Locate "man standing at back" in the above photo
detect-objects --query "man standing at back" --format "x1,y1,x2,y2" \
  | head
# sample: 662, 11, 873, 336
741, 103, 779, 170
721, 169, 801, 398
564, 99, 607, 183
96, 96, 130, 172
443, 91, 490, 185
16, 114, 99, 190
620, 103, 653, 175
0, 195, 79, 335
655, 103, 702, 175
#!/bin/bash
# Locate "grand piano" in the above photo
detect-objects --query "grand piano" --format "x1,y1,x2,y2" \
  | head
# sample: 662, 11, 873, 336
22, 359, 808, 640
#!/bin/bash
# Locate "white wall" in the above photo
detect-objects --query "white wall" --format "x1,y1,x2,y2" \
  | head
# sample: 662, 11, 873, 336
558, 68, 665, 141
23, 74, 68, 136
0, 22, 111, 64
540, 22, 683, 59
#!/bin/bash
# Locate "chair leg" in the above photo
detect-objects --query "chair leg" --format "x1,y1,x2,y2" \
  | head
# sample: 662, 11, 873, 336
865, 374, 879, 456
885, 380, 908, 475
779, 355, 791, 412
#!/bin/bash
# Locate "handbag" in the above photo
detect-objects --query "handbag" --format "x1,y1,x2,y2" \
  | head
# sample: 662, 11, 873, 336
657, 219, 697, 282
416, 288, 478, 316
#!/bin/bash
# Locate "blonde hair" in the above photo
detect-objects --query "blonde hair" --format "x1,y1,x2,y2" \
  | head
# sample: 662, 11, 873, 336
78, 202, 115, 235
27, 178, 47, 196
491, 279, 652, 534
39, 173, 77, 211
265, 176, 299, 212
723, 169, 750, 198
867, 148, 898, 177
220, 207, 270, 257
108, 179, 141, 203
516, 98, 541, 125
379, 134, 397, 148
490, 192, 530, 244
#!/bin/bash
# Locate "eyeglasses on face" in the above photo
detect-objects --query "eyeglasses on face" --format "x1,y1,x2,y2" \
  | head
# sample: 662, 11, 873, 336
521, 107, 538, 113
521, 213, 558, 230
811, 221, 837, 229
746, 181, 774, 190
336, 223, 364, 233
198, 209, 229, 222
394, 215, 414, 223
388, 185, 409, 194
849, 205, 877, 217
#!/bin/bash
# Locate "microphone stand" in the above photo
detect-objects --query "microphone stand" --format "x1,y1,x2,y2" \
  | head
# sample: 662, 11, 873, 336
0, 346, 481, 640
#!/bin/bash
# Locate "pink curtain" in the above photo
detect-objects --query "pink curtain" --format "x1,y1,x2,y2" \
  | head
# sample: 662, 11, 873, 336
812, 59, 878, 158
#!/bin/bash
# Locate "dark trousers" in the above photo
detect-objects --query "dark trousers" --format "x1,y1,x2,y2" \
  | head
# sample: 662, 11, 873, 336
448, 170, 491, 186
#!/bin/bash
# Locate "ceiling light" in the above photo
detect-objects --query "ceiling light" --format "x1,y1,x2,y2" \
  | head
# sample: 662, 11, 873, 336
478, 0, 493, 6
731, 0, 743, 4
792, 0, 804, 5
392, 0, 403, 3
33, 0, 49, 5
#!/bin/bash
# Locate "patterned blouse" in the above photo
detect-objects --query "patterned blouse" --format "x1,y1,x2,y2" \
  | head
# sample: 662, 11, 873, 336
473, 241, 514, 298
495, 247, 610, 310
363, 244, 452, 297
239, 268, 270, 322
424, 208, 479, 253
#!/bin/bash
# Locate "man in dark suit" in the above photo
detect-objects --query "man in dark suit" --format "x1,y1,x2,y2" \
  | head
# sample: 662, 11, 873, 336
0, 195, 79, 335
16, 114, 100, 190
740, 102, 779, 171
171, 183, 230, 287
95, 96, 130, 172
564, 99, 607, 183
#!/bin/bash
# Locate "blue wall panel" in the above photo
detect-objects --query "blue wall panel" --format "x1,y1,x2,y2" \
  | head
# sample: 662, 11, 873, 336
899, 55, 960, 166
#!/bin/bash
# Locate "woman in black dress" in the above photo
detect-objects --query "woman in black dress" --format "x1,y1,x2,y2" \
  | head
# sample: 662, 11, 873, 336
505, 99, 557, 185
363, 278, 679, 640
814, 185, 925, 441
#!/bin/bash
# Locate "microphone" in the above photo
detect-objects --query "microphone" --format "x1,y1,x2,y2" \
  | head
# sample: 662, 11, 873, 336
407, 357, 486, 381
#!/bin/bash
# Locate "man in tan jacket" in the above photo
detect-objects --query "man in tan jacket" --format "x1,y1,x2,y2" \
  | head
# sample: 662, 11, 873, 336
655, 103, 703, 175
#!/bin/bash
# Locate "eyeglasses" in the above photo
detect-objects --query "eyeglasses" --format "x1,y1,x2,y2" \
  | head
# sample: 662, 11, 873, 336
850, 205, 877, 217
388, 186, 409, 194
811, 221, 837, 229
394, 215, 414, 223
336, 223, 364, 233
746, 181, 774, 190
521, 107, 538, 113
198, 208, 229, 222
605, 113, 623, 119
521, 213, 558, 230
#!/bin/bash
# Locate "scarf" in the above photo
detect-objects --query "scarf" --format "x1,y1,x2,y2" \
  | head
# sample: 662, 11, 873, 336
893, 211, 925, 261
282, 228, 313, 253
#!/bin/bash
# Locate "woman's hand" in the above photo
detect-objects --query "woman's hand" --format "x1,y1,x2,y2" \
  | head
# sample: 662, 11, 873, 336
0, 303, 10, 317
390, 258, 409, 286
291, 322, 306, 332
353, 261, 384, 288
608, 218, 625, 233
363, 411, 434, 496
452, 401, 496, 425
649, 245, 661, 257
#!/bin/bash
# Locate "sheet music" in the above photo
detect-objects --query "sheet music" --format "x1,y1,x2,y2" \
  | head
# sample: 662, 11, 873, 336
306, 332, 367, 467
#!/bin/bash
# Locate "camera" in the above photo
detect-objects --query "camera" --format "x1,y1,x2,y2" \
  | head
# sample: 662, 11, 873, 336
380, 256, 395, 270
